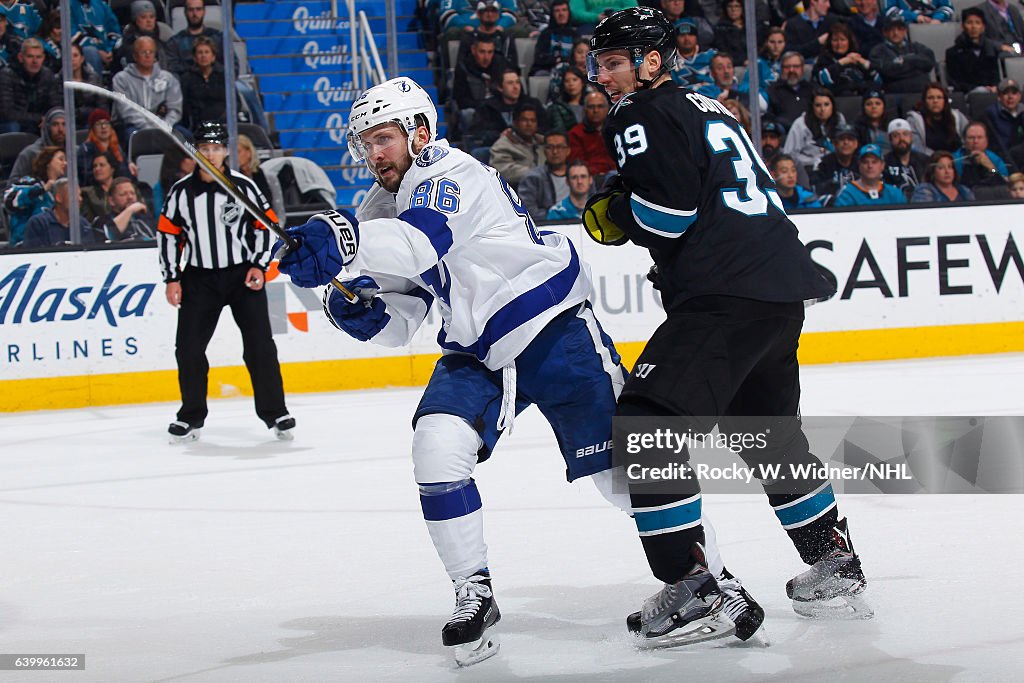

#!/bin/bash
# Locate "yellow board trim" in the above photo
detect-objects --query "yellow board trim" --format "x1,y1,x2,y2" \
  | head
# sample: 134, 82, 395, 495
4, 321, 1024, 412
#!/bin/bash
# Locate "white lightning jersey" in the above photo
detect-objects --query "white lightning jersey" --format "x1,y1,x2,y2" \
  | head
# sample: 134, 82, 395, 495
348, 140, 592, 370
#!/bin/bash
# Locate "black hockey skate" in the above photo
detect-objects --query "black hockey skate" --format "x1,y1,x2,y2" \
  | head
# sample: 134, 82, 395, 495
272, 414, 296, 441
442, 573, 501, 667
787, 518, 871, 619
717, 567, 766, 642
168, 420, 201, 444
627, 544, 735, 648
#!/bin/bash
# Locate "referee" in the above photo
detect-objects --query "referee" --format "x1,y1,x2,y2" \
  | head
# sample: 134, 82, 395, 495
158, 121, 294, 443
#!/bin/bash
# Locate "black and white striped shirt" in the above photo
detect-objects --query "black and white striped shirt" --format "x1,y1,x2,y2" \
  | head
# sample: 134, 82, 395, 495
158, 168, 277, 282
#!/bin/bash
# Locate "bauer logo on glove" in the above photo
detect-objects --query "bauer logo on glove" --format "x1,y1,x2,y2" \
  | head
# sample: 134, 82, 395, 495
316, 210, 359, 260
274, 210, 360, 288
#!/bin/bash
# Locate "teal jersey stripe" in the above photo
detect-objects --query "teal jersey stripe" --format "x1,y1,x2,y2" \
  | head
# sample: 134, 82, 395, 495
634, 497, 702, 534
774, 485, 836, 528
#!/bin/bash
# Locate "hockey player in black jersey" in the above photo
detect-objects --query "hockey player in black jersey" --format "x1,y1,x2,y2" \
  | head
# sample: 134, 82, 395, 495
583, 7, 871, 641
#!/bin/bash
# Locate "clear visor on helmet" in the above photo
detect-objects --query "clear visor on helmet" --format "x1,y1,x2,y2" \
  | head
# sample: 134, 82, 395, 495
586, 49, 642, 82
346, 122, 408, 163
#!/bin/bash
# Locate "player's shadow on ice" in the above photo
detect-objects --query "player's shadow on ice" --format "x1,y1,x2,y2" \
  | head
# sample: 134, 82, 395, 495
174, 430, 312, 460
220, 615, 521, 675
234, 615, 443, 660
215, 583, 969, 681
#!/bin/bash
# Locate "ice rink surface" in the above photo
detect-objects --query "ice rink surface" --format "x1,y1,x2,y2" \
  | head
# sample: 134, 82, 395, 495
2, 354, 1024, 682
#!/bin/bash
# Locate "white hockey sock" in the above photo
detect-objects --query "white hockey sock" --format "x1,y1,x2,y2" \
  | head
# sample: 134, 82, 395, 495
419, 480, 489, 580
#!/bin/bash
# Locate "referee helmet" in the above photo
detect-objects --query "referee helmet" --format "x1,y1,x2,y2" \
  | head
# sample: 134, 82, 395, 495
194, 121, 229, 146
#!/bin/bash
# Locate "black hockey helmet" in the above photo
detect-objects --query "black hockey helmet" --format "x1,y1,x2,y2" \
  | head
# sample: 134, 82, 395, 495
193, 121, 229, 146
588, 7, 676, 86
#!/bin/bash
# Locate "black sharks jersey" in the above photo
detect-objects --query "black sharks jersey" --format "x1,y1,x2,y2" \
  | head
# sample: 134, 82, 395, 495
602, 82, 835, 307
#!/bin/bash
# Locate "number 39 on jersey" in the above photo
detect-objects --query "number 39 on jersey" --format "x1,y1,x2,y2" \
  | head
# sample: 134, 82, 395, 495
613, 124, 648, 166
611, 99, 784, 218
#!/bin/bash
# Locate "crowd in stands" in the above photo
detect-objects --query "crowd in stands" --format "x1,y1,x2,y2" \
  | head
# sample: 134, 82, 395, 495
0, 0, 267, 248
5, 0, 1024, 248
425, 0, 1024, 221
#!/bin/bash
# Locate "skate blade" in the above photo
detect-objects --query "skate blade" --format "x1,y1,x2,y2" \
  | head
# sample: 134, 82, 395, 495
451, 634, 499, 667
793, 593, 873, 620
731, 615, 769, 646
635, 613, 736, 650
740, 625, 772, 648
273, 428, 294, 441
168, 429, 200, 444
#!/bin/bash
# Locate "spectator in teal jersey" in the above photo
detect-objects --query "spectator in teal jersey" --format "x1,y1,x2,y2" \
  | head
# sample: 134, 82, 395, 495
740, 27, 786, 93
953, 121, 1011, 190
546, 160, 595, 220
833, 144, 908, 206
669, 20, 716, 88
2, 145, 65, 246
439, 0, 518, 35
37, 9, 60, 72
70, 0, 121, 74
0, 0, 42, 40
570, 0, 638, 33
0, 13, 19, 68
886, 0, 955, 25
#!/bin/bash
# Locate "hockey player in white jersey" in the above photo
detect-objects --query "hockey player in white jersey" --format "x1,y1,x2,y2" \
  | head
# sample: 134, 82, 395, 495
275, 77, 763, 664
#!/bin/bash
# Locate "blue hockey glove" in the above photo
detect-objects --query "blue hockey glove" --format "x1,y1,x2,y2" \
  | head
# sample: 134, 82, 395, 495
274, 210, 360, 287
321, 276, 390, 341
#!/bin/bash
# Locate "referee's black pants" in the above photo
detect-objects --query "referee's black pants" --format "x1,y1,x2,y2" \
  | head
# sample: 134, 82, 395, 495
618, 295, 840, 583
175, 265, 288, 428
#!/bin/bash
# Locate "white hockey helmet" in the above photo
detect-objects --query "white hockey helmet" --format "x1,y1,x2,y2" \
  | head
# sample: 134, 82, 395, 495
346, 77, 438, 163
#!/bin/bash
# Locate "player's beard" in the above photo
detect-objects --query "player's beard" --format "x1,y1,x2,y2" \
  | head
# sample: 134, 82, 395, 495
373, 153, 412, 193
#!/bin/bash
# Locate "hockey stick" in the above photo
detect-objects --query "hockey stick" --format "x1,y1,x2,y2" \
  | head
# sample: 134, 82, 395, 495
63, 81, 355, 300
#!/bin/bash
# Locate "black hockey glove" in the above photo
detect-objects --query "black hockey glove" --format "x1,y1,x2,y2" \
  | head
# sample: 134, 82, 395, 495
646, 264, 662, 291
582, 188, 628, 246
